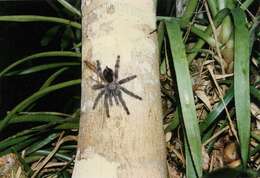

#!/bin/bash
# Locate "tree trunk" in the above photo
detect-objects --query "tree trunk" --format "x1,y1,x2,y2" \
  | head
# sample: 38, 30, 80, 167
72, 0, 168, 177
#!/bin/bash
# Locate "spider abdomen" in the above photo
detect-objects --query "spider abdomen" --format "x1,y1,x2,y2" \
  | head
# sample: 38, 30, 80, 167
103, 67, 114, 83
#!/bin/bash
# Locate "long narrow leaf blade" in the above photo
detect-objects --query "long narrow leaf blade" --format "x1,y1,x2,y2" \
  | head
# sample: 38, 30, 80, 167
26, 133, 59, 155
165, 20, 202, 177
9, 114, 64, 124
0, 79, 81, 132
0, 15, 81, 29
6, 62, 80, 76
200, 86, 234, 133
187, 8, 230, 62
40, 67, 69, 89
0, 51, 81, 77
232, 7, 251, 166
57, 0, 81, 17
185, 136, 197, 178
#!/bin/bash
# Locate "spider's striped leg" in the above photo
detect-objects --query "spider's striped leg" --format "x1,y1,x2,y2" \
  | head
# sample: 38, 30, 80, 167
118, 91, 130, 115
92, 89, 105, 109
104, 93, 110, 117
96, 60, 104, 80
112, 91, 119, 105
119, 86, 142, 100
118, 75, 137, 84
114, 55, 120, 81
92, 84, 105, 90
108, 92, 113, 106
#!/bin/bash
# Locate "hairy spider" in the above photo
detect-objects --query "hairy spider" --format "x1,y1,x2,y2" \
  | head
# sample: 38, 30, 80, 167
92, 55, 142, 117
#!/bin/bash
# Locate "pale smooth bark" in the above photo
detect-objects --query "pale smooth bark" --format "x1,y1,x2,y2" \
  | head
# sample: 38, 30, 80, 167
72, 0, 167, 177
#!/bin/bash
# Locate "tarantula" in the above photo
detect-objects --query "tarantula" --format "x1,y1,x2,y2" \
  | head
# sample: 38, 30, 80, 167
92, 55, 142, 117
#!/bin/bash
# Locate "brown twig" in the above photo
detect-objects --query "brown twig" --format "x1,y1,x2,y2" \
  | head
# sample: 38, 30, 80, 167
204, 0, 226, 74
207, 65, 239, 143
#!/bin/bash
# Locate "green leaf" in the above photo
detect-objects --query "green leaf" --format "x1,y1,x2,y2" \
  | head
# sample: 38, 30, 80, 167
57, 0, 81, 17
6, 62, 79, 76
26, 133, 59, 155
55, 121, 79, 130
187, 8, 230, 62
9, 113, 64, 124
179, 0, 199, 26
241, 0, 255, 10
200, 86, 234, 134
0, 79, 81, 132
33, 150, 72, 162
0, 134, 35, 152
0, 51, 81, 77
185, 136, 198, 178
0, 136, 40, 157
207, 1, 218, 17
0, 15, 81, 29
165, 20, 202, 177
40, 68, 69, 89
232, 7, 251, 167
190, 26, 218, 47
0, 122, 62, 153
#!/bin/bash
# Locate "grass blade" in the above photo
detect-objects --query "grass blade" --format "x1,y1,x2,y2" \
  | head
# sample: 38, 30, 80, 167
0, 137, 40, 157
33, 150, 72, 162
40, 67, 69, 89
0, 79, 81, 132
179, 0, 198, 26
185, 136, 197, 178
200, 86, 234, 134
165, 20, 202, 177
187, 8, 229, 62
9, 114, 64, 124
57, 0, 81, 17
0, 15, 81, 29
6, 62, 80, 76
0, 51, 81, 77
0, 134, 34, 151
26, 133, 59, 155
232, 7, 251, 167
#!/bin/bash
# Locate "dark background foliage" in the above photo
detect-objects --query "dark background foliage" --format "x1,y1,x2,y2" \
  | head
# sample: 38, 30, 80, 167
0, 1, 80, 118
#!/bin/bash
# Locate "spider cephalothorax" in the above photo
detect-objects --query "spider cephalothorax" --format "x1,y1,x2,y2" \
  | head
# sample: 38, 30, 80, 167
92, 55, 142, 117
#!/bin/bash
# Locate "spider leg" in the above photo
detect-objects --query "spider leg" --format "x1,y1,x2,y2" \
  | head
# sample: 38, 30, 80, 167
96, 60, 104, 80
112, 90, 119, 105
92, 89, 105, 109
108, 92, 113, 106
119, 86, 142, 100
118, 90, 130, 115
114, 55, 120, 81
92, 84, 105, 90
104, 93, 110, 117
118, 75, 137, 84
